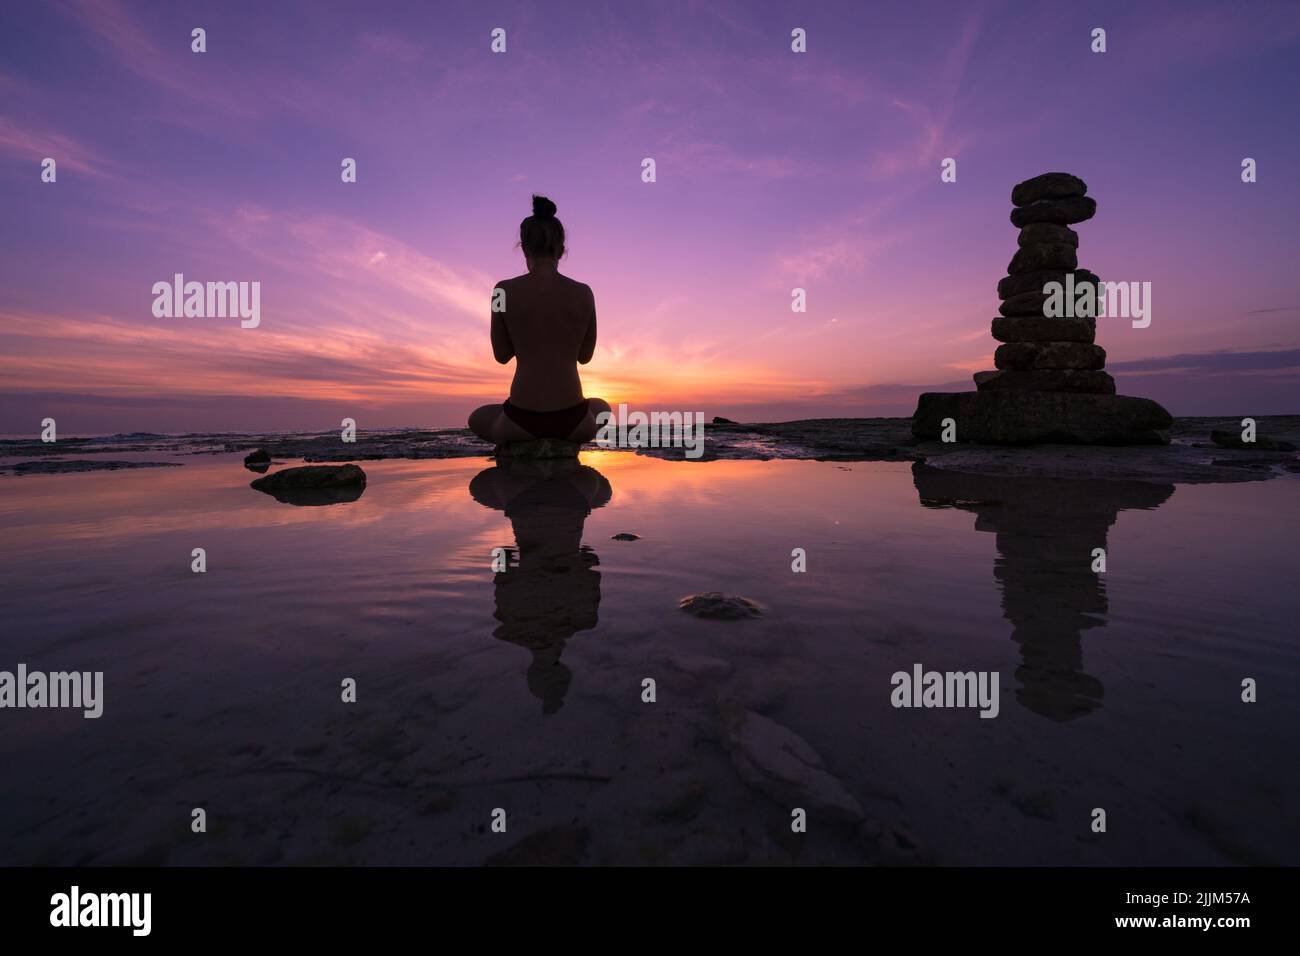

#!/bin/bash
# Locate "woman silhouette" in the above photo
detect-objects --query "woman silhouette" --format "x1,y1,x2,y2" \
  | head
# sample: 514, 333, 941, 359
468, 196, 612, 447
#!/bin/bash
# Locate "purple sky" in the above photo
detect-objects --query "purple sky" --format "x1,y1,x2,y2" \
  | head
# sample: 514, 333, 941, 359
2, 0, 1299, 433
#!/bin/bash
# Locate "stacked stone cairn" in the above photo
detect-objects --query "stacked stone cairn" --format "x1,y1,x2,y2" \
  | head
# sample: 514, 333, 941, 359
913, 172, 1172, 445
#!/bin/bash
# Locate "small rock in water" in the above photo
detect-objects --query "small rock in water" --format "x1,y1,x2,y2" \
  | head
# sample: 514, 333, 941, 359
249, 463, 367, 506
611, 532, 641, 541
720, 705, 864, 823
1210, 429, 1296, 452
251, 463, 365, 489
244, 449, 271, 473
712, 416, 738, 424
679, 592, 763, 620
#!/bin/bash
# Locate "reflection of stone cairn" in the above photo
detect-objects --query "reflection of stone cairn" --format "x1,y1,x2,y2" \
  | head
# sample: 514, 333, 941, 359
912, 462, 1175, 722
983, 173, 1107, 394
912, 172, 1173, 444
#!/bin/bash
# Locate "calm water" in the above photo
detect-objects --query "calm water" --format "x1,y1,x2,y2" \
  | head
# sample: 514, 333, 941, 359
1, 450, 1298, 865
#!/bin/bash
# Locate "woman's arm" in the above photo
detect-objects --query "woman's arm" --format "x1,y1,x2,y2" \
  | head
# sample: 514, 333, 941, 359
490, 284, 514, 364
578, 285, 597, 365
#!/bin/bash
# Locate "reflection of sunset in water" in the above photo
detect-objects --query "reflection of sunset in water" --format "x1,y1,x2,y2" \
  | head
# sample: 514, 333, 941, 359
1, 451, 1299, 864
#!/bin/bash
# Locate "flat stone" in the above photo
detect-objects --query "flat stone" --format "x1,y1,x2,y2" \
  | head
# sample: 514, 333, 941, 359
912, 390, 1172, 445
250, 463, 366, 490
1011, 172, 1087, 206
1010, 196, 1097, 227
974, 369, 1115, 394
998, 268, 1100, 300
995, 342, 1106, 371
719, 704, 864, 823
998, 291, 1051, 316
1008, 243, 1078, 275
991, 315, 1096, 343
243, 448, 271, 473
1017, 223, 1078, 248
249, 463, 367, 506
679, 592, 763, 620
611, 532, 641, 541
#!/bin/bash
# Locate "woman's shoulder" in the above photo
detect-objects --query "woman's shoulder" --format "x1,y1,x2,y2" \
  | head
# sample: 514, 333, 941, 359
556, 274, 594, 297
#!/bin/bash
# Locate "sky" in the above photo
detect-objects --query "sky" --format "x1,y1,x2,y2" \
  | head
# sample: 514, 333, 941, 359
2, 0, 1299, 434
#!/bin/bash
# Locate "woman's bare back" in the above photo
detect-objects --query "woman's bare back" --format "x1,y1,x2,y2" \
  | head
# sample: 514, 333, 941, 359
492, 269, 597, 412
467, 194, 610, 447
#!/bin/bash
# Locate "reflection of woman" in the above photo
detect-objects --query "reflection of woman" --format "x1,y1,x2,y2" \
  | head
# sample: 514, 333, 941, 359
469, 459, 612, 713
468, 195, 612, 447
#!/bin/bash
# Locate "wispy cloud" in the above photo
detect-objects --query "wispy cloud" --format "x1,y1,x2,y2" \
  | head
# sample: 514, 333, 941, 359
0, 309, 501, 404
58, 0, 255, 119
0, 115, 108, 176
654, 135, 806, 181
771, 187, 927, 281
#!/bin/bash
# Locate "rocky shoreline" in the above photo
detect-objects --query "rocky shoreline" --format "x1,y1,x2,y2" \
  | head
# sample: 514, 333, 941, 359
2, 416, 1299, 484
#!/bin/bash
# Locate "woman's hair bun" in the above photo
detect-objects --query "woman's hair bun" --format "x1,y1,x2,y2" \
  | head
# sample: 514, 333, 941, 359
519, 195, 565, 259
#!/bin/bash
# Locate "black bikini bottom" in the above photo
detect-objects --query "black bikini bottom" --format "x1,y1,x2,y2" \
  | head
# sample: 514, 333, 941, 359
502, 399, 591, 440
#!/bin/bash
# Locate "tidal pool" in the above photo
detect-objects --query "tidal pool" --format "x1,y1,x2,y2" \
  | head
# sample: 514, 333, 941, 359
1, 449, 1297, 865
